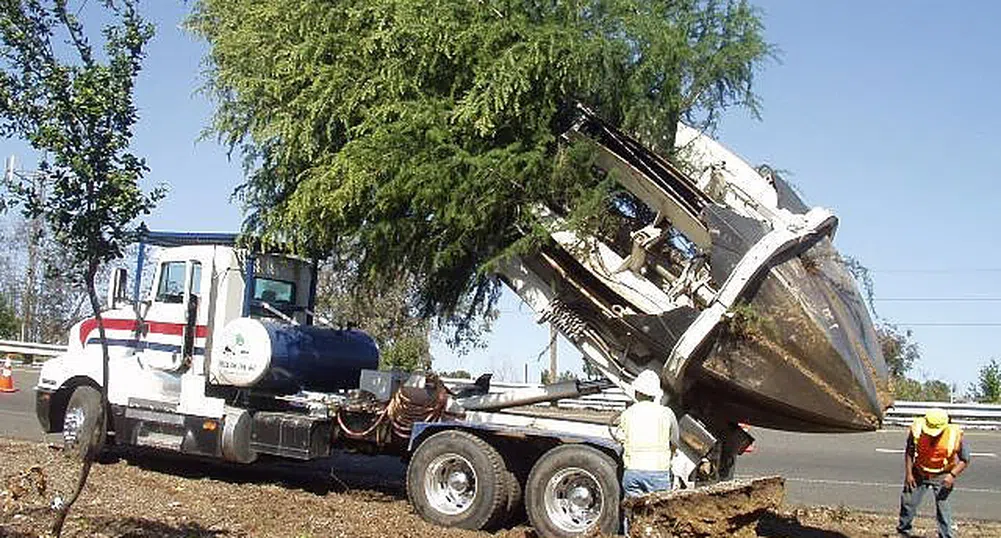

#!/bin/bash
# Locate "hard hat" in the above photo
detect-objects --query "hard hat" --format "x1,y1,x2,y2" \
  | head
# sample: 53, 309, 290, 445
632, 370, 663, 399
922, 408, 950, 437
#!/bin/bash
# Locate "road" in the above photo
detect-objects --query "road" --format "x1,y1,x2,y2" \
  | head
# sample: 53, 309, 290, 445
737, 427, 1001, 520
0, 367, 45, 442
2, 368, 999, 519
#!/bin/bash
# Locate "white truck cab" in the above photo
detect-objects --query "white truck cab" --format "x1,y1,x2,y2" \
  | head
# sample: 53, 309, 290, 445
35, 231, 318, 439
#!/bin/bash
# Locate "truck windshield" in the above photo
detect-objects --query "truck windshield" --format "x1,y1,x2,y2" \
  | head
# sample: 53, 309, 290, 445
253, 277, 295, 305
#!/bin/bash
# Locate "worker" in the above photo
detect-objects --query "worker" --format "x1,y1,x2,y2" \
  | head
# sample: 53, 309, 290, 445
614, 369, 679, 498
896, 408, 970, 538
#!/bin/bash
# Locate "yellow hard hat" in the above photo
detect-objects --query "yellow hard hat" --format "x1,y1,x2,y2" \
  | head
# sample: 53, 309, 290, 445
922, 408, 949, 436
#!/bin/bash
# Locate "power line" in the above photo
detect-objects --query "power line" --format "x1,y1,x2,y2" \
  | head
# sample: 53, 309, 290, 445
871, 268, 1001, 274
895, 323, 1001, 327
875, 298, 1001, 302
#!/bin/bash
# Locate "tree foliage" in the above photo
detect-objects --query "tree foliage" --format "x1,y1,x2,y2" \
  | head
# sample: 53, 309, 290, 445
0, 217, 97, 343
0, 1, 158, 534
438, 369, 472, 379
877, 323, 919, 379
969, 359, 1001, 404
189, 0, 773, 328
0, 293, 18, 338
541, 369, 579, 384
891, 376, 953, 402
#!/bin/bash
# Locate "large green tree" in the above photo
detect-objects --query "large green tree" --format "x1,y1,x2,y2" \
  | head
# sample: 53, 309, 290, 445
0, 1, 159, 535
189, 0, 772, 330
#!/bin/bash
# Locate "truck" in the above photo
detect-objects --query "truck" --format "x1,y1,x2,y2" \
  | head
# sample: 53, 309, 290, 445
34, 107, 891, 537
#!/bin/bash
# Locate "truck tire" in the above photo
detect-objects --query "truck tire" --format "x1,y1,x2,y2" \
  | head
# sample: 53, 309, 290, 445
63, 385, 106, 461
525, 444, 620, 538
502, 467, 524, 525
407, 430, 510, 530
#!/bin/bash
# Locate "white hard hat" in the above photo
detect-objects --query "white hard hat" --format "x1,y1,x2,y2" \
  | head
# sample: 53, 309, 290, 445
632, 370, 663, 399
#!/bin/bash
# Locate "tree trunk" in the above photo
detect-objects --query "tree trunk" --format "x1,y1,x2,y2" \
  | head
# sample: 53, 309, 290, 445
51, 261, 108, 537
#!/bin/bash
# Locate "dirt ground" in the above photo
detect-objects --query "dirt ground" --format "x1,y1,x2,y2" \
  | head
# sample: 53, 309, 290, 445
2, 439, 999, 538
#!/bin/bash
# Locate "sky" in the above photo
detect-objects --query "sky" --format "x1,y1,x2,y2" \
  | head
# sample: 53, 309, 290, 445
2, 2, 999, 392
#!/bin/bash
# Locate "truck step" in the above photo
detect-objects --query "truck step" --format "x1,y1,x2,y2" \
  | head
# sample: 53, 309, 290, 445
136, 431, 185, 451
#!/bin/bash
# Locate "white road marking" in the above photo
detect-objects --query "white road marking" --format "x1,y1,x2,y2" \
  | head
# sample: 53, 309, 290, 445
737, 475, 1001, 495
875, 447, 997, 458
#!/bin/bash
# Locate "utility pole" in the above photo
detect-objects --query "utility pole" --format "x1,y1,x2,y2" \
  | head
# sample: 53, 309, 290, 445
549, 323, 558, 383
549, 279, 558, 384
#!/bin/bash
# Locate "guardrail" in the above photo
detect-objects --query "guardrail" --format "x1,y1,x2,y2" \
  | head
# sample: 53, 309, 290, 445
0, 339, 68, 358
885, 401, 1001, 430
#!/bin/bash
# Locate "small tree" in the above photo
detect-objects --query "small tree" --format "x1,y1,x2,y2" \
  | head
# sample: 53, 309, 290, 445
0, 293, 18, 338
542, 370, 579, 384
439, 369, 472, 379
379, 333, 432, 372
0, 1, 159, 535
920, 379, 951, 403
877, 323, 920, 380
969, 359, 1001, 404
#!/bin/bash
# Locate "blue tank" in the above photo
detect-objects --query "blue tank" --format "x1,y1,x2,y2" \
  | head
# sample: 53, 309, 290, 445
251, 321, 379, 394
209, 318, 380, 394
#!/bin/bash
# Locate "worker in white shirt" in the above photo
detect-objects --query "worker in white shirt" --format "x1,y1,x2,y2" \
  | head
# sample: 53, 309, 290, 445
614, 369, 679, 497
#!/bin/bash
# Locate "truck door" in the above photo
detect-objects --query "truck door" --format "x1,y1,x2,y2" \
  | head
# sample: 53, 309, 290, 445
139, 260, 204, 372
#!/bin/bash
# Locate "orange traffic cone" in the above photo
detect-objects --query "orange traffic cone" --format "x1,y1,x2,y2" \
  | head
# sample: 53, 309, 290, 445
0, 357, 17, 393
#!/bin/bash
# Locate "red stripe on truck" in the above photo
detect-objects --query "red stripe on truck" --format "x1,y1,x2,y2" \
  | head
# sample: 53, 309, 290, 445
79, 318, 208, 344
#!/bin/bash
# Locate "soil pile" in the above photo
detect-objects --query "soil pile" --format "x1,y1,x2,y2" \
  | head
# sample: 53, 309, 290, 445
2, 439, 997, 538
623, 477, 784, 537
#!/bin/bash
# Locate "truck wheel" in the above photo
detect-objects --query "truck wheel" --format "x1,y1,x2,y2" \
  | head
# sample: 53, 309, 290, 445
62, 386, 106, 461
525, 444, 620, 538
407, 430, 510, 530
502, 467, 524, 525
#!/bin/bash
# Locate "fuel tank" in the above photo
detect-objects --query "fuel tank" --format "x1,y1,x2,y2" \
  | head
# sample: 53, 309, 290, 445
210, 318, 379, 394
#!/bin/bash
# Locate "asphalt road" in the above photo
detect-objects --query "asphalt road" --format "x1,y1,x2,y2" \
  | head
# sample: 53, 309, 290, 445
736, 427, 1001, 520
0, 367, 44, 442
2, 368, 998, 520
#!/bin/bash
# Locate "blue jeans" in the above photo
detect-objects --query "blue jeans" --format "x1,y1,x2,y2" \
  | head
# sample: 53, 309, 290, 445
622, 469, 673, 498
897, 474, 954, 538
622, 469, 673, 535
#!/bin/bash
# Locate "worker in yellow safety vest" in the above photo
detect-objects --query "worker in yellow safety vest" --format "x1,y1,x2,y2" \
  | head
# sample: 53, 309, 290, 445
896, 408, 970, 538
613, 369, 679, 498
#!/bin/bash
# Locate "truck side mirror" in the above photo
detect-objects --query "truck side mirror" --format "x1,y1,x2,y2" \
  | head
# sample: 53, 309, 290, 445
107, 268, 129, 310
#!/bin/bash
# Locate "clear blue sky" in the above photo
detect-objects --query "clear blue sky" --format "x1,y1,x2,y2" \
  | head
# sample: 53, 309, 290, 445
3, 2, 998, 392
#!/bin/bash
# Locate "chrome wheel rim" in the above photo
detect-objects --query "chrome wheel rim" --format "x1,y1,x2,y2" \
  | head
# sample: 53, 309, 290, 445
424, 453, 477, 516
543, 467, 603, 533
63, 406, 85, 449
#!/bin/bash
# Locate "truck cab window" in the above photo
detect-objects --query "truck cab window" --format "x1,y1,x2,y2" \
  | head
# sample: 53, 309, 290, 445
156, 262, 187, 303
191, 263, 202, 296
155, 261, 201, 303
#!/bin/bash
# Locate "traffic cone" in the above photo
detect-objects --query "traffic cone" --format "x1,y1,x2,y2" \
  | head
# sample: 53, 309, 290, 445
0, 357, 17, 393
